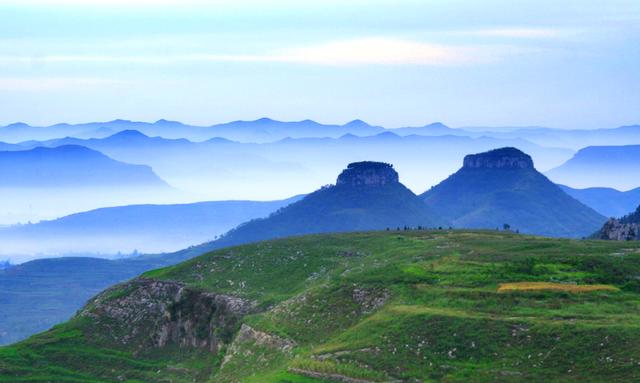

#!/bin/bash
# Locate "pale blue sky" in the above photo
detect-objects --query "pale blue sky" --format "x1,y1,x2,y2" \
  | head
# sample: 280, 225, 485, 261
0, 0, 638, 128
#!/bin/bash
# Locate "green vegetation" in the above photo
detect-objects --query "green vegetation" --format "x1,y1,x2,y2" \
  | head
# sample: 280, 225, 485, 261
2, 230, 640, 382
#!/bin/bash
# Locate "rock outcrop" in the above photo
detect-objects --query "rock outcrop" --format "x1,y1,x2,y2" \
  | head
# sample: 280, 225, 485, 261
595, 205, 640, 240
463, 147, 534, 169
597, 219, 639, 240
336, 161, 399, 187
81, 278, 256, 353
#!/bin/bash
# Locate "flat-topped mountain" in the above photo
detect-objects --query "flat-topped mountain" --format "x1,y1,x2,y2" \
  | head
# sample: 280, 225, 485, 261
336, 161, 399, 186
421, 147, 606, 237
212, 161, 443, 248
462, 146, 534, 169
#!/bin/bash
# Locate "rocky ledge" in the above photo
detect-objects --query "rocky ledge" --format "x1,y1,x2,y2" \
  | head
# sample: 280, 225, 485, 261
81, 278, 256, 353
596, 219, 640, 241
463, 147, 534, 170
336, 161, 399, 187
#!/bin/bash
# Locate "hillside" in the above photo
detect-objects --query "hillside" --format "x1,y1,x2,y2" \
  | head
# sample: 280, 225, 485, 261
0, 257, 159, 346
212, 161, 444, 248
0, 195, 303, 257
559, 185, 640, 218
0, 196, 302, 345
0, 145, 168, 188
1, 230, 639, 382
421, 147, 606, 238
546, 145, 640, 190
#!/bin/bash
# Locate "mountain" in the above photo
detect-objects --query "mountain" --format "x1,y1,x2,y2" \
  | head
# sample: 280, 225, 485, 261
0, 118, 385, 143
546, 145, 640, 190
212, 161, 444, 248
0, 195, 302, 344
391, 121, 465, 136
15, 130, 573, 197
458, 125, 640, 150
558, 185, 640, 218
594, 205, 640, 241
0, 145, 168, 188
2, 230, 639, 382
208, 117, 385, 142
0, 256, 160, 346
0, 160, 440, 345
0, 195, 304, 260
421, 147, 606, 237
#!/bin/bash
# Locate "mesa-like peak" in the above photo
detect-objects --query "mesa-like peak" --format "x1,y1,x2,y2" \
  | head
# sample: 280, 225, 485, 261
463, 147, 534, 170
336, 161, 399, 187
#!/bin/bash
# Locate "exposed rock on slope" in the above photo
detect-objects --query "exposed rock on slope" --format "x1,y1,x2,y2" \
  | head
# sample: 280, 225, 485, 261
336, 161, 399, 186
595, 205, 640, 240
2, 232, 640, 382
81, 279, 256, 353
463, 147, 533, 169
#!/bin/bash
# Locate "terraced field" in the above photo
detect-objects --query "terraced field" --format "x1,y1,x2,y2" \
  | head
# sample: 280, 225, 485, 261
1, 230, 639, 382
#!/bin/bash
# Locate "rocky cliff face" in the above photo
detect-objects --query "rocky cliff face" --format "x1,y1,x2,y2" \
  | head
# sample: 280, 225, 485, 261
463, 147, 534, 170
336, 161, 399, 187
595, 205, 640, 240
596, 219, 640, 240
81, 279, 256, 353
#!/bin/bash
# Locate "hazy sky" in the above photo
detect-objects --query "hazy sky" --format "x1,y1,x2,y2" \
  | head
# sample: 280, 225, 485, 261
0, 0, 638, 129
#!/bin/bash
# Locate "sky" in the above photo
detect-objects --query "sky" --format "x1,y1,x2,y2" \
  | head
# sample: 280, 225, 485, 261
0, 0, 639, 129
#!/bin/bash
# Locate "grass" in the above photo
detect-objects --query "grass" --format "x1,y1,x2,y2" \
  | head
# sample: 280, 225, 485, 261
498, 282, 619, 293
1, 230, 640, 382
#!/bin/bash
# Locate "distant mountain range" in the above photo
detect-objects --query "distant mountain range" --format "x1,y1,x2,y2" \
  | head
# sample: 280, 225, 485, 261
2, 118, 639, 150
421, 147, 606, 238
558, 185, 640, 218
476, 125, 640, 150
0, 253, 192, 346
546, 145, 640, 190
6, 129, 574, 199
0, 145, 168, 188
0, 195, 303, 345
0, 195, 303, 258
0, 118, 384, 143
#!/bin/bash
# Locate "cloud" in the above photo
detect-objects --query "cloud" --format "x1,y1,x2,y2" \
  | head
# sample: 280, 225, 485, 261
452, 27, 573, 39
4, 0, 226, 5
268, 38, 486, 66
0, 77, 128, 91
0, 38, 516, 67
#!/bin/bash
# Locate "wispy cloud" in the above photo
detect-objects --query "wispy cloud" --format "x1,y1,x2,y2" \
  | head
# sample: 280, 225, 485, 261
0, 77, 128, 91
451, 27, 575, 39
0, 38, 522, 67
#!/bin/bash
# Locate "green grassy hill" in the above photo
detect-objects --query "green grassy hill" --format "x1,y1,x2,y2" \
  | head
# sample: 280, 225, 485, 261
2, 230, 640, 382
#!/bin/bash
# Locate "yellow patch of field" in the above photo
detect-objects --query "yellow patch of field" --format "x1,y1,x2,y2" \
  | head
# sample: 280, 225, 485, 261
498, 282, 619, 293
